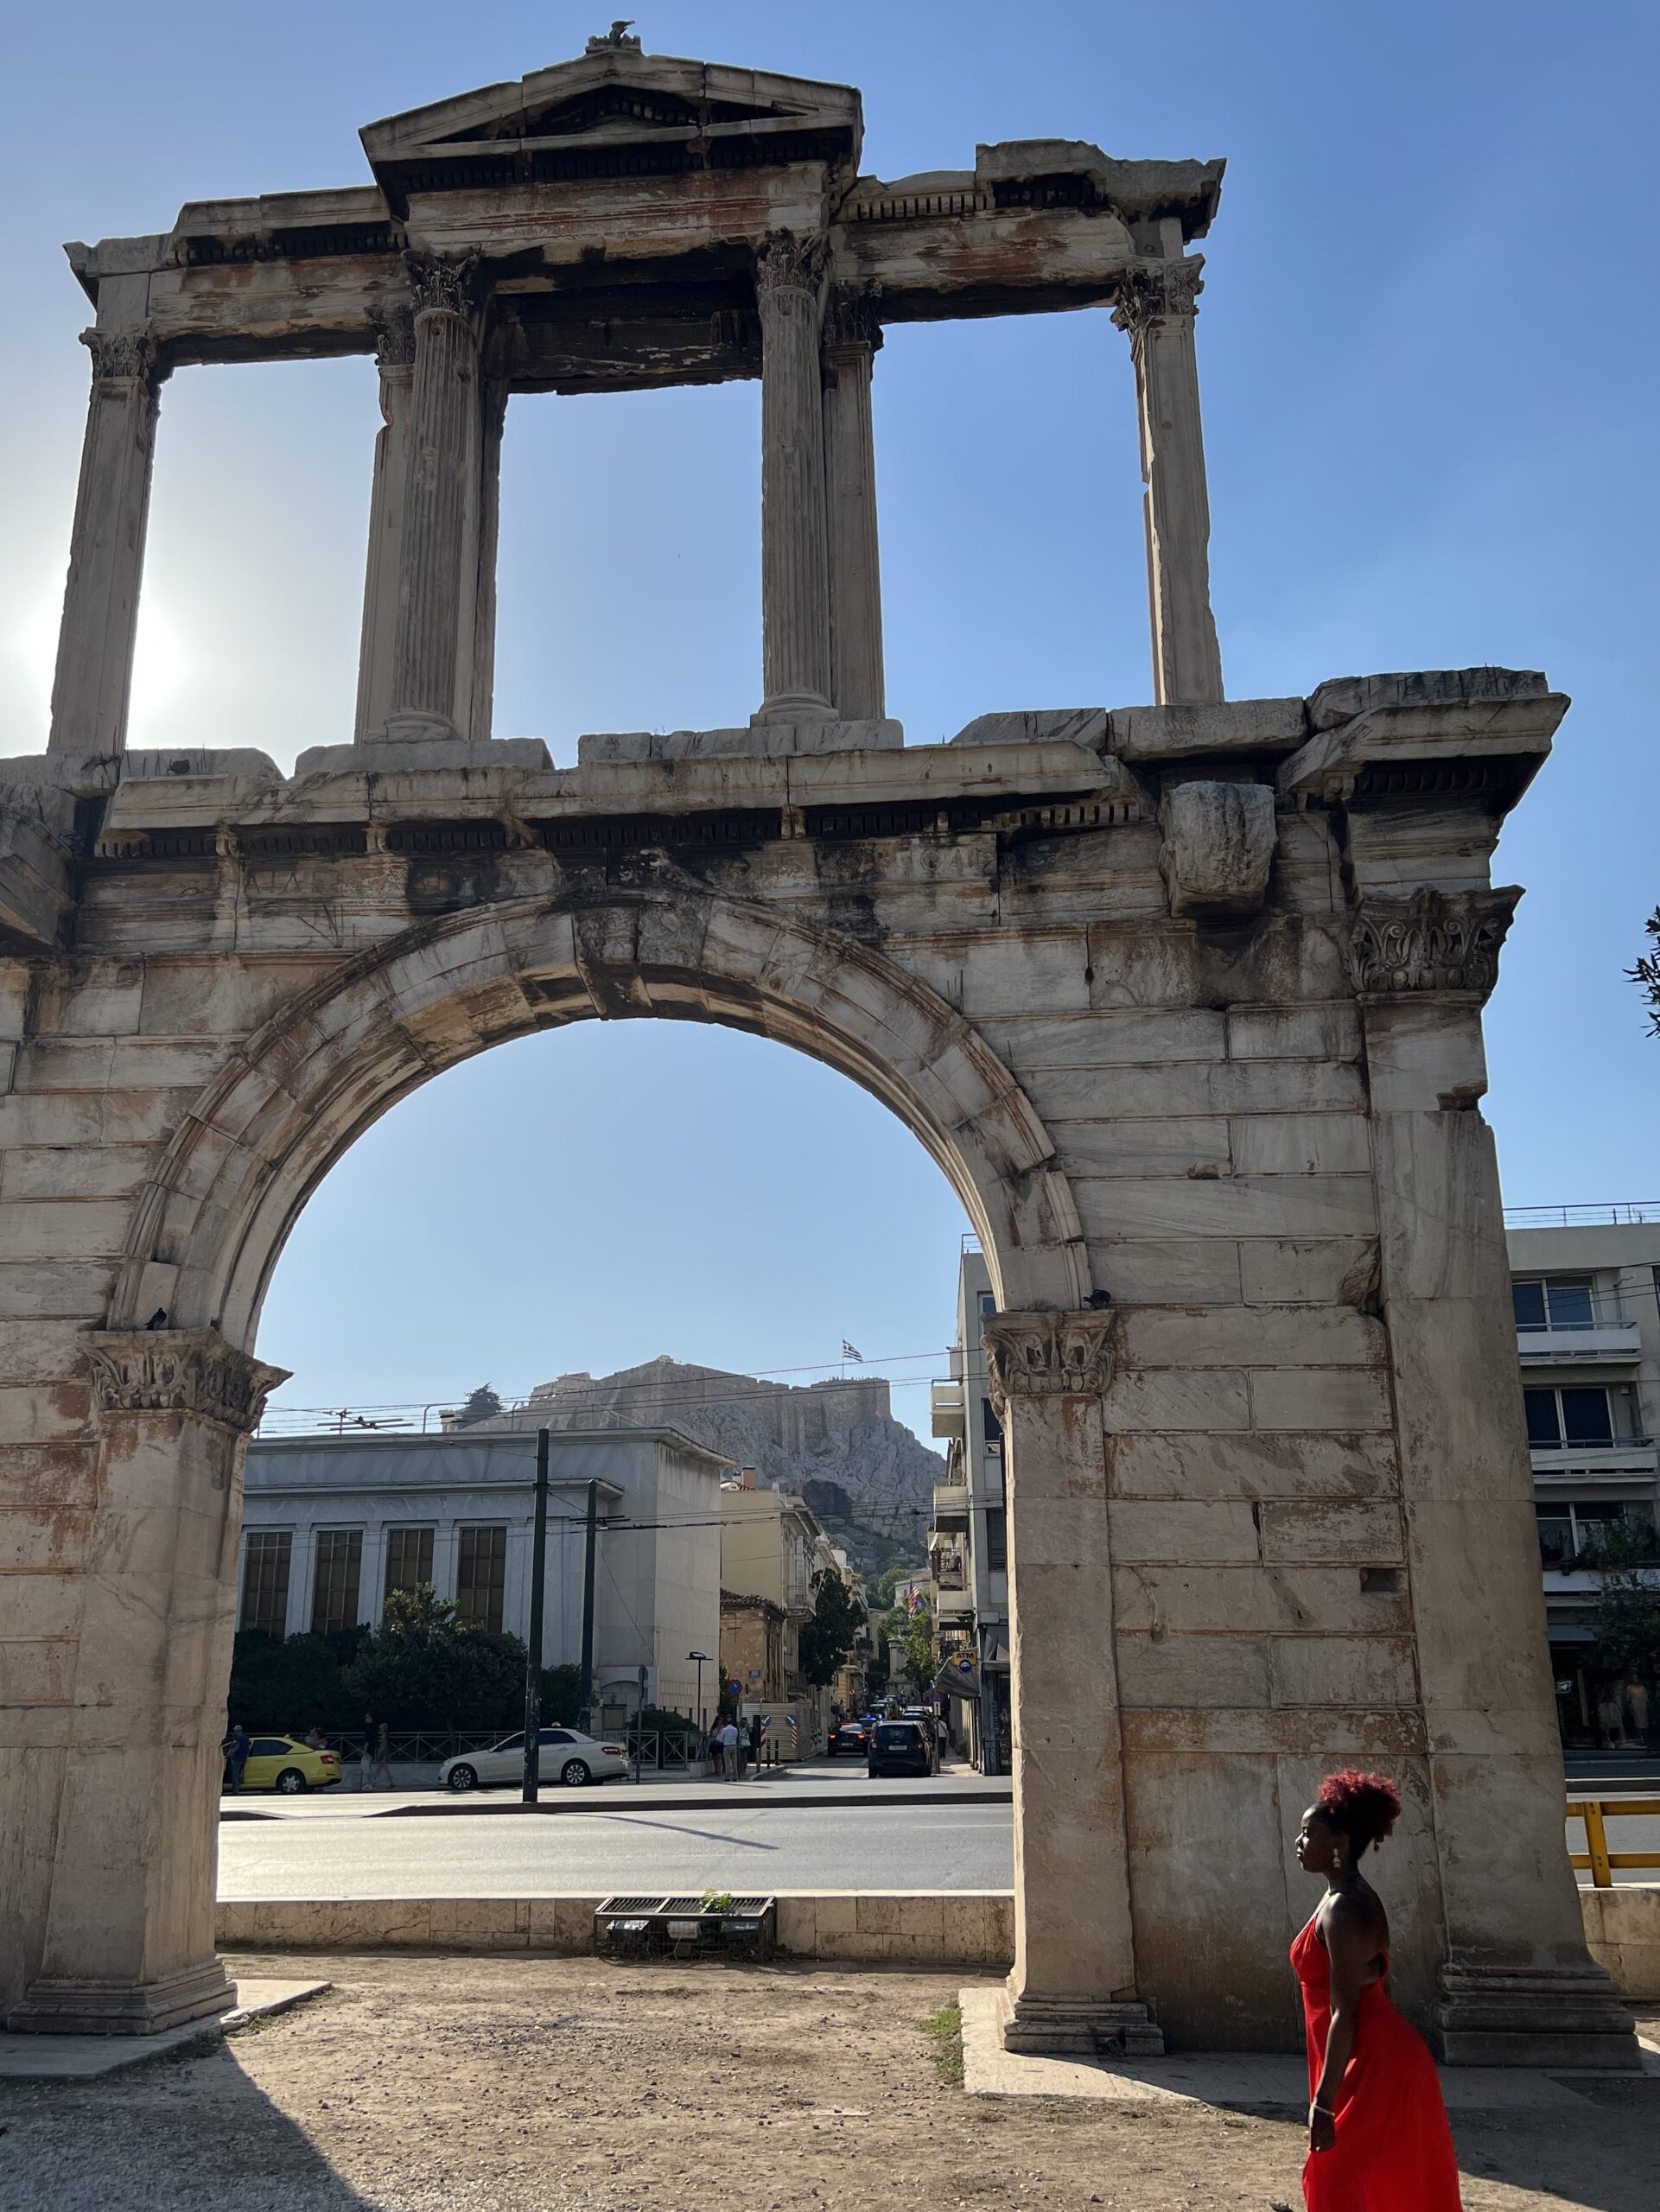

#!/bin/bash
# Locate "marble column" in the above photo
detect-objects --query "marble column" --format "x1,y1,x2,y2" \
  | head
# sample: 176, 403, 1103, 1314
48, 329, 168, 758
1349, 893, 1639, 2069
469, 373, 510, 746
753, 232, 834, 725
353, 308, 416, 740
986, 1311, 1163, 2056
1111, 259, 1224, 708
385, 251, 485, 743
7, 1332, 288, 2035
822, 295, 886, 721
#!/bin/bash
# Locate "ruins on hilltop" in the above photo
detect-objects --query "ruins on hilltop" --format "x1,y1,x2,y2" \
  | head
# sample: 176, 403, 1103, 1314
0, 36, 1635, 2072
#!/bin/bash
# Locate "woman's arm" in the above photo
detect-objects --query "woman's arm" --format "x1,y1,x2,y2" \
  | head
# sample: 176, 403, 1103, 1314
1309, 1898, 1375, 2152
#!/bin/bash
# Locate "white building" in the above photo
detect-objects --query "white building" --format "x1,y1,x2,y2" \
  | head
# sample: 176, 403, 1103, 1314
928, 1246, 1010, 1773
240, 1427, 728, 1719
1505, 1209, 1660, 1752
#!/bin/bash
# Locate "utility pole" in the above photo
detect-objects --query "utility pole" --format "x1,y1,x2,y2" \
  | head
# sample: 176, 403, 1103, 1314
577, 1477, 599, 1732
689, 1649, 709, 1741
521, 1428, 550, 1805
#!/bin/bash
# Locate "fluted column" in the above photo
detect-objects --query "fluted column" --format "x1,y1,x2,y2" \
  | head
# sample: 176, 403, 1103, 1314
354, 308, 416, 739
753, 231, 834, 725
48, 330, 168, 757
469, 373, 510, 745
8, 1332, 289, 2036
822, 295, 886, 721
1112, 259, 1224, 707
986, 1311, 1161, 2056
385, 252, 485, 742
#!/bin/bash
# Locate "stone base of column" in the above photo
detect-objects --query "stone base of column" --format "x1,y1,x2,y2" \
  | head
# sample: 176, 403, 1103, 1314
1435, 1963, 1639, 2069
365, 709, 464, 744
296, 737, 553, 779
997, 1986, 1165, 2058
752, 690, 836, 727
8, 1957, 237, 2037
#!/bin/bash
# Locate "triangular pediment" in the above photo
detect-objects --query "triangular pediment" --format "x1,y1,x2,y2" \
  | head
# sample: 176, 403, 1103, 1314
361, 50, 861, 171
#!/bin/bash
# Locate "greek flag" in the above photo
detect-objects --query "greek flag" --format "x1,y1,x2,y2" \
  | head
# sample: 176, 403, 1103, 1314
842, 1340, 863, 1361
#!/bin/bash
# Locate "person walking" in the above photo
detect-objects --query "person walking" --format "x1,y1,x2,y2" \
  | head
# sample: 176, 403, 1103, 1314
717, 1718, 739, 1781
359, 1713, 379, 1791
747, 1712, 766, 1776
1292, 1770, 1462, 2210
221, 1722, 251, 1795
369, 1720, 393, 1790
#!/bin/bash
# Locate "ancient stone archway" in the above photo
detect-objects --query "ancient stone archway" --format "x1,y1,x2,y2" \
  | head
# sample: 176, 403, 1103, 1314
0, 37, 1637, 2067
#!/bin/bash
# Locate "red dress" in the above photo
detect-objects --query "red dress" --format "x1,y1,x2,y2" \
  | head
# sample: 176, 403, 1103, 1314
1291, 1912, 1463, 2211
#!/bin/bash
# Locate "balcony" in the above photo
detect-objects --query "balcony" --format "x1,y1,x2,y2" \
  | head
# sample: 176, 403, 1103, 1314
936, 1586, 974, 1621
1517, 1319, 1643, 1365
930, 1382, 966, 1441
931, 1482, 970, 1529
1529, 1443, 1657, 1481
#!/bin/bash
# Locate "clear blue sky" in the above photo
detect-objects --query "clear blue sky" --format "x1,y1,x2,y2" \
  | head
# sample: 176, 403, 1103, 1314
2, 3, 1655, 1436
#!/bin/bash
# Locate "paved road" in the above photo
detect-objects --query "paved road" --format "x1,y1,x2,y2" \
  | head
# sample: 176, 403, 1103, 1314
218, 1799, 1016, 1898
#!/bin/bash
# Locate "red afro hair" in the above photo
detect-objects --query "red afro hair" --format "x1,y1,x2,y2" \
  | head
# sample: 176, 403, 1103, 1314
1314, 1769, 1402, 1853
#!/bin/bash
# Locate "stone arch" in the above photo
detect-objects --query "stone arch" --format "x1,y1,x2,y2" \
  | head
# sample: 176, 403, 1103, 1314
110, 875, 1093, 1350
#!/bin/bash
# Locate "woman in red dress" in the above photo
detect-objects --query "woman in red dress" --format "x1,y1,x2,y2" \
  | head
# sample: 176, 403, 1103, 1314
1292, 1770, 1463, 2211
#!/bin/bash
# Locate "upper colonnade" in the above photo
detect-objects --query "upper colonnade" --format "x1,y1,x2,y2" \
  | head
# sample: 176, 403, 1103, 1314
48, 34, 1226, 758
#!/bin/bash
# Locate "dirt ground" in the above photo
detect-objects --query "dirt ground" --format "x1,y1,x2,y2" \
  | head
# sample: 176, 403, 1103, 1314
2, 1955, 1655, 2212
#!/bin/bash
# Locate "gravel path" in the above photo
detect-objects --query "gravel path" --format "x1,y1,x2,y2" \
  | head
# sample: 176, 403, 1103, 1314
1, 1955, 1653, 2211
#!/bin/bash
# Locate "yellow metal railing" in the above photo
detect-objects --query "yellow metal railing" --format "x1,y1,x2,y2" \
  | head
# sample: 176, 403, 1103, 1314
1566, 1797, 1660, 1885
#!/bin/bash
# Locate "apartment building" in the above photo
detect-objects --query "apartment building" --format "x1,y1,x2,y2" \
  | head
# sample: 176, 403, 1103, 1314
1505, 1210, 1660, 1751
718, 1471, 861, 1739
928, 1247, 1011, 1775
239, 1426, 728, 1719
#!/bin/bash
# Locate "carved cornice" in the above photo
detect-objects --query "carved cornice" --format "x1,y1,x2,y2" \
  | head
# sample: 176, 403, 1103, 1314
1346, 885, 1521, 1000
823, 291, 884, 354
86, 1329, 290, 1436
755, 230, 830, 307
404, 250, 483, 323
80, 327, 165, 390
1110, 257, 1205, 341
372, 303, 417, 371
983, 1310, 1116, 1419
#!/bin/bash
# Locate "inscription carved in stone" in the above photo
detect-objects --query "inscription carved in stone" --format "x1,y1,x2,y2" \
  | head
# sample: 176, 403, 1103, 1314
86, 1329, 290, 1435
983, 1310, 1116, 1418
1347, 885, 1520, 998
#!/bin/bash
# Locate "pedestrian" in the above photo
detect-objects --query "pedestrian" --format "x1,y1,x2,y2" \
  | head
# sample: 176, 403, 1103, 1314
359, 1713, 378, 1791
303, 1726, 325, 1751
1293, 1770, 1462, 2210
221, 1721, 251, 1795
370, 1720, 393, 1790
747, 1712, 766, 1775
718, 1717, 739, 1781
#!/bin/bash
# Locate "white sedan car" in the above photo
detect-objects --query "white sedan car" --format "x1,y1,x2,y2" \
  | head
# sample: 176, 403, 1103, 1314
439, 1726, 628, 1793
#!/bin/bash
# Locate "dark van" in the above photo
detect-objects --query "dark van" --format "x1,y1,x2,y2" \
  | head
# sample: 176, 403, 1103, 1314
867, 1719, 932, 1779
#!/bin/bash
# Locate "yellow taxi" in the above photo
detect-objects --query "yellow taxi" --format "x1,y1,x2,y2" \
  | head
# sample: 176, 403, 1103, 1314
230, 1734, 342, 1796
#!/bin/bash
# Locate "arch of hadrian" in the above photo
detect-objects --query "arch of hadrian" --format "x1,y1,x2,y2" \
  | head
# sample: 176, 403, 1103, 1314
0, 35, 1638, 2066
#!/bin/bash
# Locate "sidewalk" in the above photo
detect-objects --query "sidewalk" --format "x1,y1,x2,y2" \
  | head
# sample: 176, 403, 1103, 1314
220, 1756, 1013, 1821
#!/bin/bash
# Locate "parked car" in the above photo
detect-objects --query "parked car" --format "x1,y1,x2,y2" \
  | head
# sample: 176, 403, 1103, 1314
866, 1720, 932, 1779
439, 1726, 627, 1793
228, 1734, 342, 1796
829, 1719, 868, 1758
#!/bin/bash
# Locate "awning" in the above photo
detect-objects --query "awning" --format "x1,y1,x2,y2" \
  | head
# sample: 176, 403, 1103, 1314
935, 1655, 981, 1701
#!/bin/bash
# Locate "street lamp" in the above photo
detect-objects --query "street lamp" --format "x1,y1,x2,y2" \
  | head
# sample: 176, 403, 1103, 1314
689, 1649, 709, 1740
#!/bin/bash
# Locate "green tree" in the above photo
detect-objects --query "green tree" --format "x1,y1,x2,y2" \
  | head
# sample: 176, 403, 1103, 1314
878, 1598, 936, 1696
226, 1629, 358, 1732
1579, 1521, 1660, 1684
345, 1585, 525, 1729
798, 1568, 868, 1688
1628, 909, 1660, 1037
452, 1384, 505, 1428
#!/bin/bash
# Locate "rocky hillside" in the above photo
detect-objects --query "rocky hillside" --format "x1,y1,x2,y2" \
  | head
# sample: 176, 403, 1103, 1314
471, 1356, 942, 1580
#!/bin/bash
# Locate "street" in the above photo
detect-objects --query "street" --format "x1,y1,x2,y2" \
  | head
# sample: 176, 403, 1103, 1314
218, 1796, 1016, 1898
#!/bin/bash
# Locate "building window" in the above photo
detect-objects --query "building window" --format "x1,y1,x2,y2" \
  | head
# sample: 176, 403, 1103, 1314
984, 1506, 1008, 1571
310, 1529, 363, 1634
1512, 1276, 1597, 1332
383, 1527, 435, 1600
982, 1397, 1003, 1449
1536, 1500, 1653, 1567
239, 1530, 292, 1636
456, 1526, 507, 1633
978, 1293, 996, 1317
1523, 1386, 1615, 1449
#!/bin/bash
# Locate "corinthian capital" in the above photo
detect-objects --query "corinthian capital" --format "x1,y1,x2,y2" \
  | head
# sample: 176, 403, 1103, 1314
983, 1309, 1116, 1420
86, 1329, 290, 1435
80, 327, 164, 389
823, 291, 884, 354
1346, 885, 1522, 1000
1110, 257, 1205, 340
404, 250, 483, 322
372, 302, 417, 370
755, 230, 829, 307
